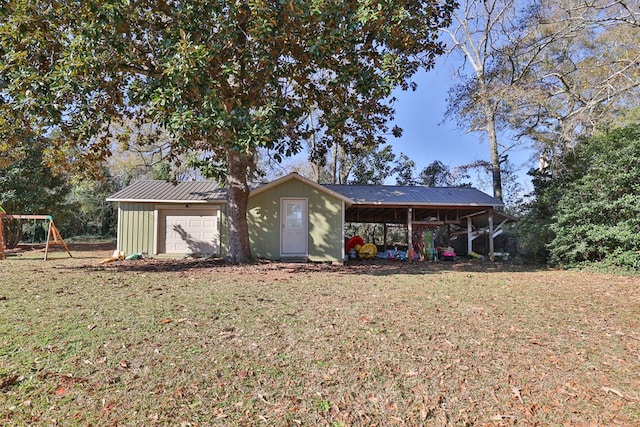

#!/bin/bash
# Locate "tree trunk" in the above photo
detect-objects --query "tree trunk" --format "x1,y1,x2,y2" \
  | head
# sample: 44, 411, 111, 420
308, 114, 321, 183
484, 102, 503, 201
331, 143, 338, 184
225, 147, 253, 263
4, 219, 23, 249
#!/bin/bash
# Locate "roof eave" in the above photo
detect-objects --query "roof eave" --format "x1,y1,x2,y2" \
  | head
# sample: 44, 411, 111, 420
106, 198, 227, 204
350, 201, 504, 208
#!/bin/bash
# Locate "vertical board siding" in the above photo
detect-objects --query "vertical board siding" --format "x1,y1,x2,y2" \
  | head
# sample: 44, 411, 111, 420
218, 206, 228, 258
118, 203, 155, 255
308, 191, 342, 262
248, 192, 279, 259
115, 180, 342, 261
117, 202, 227, 257
248, 180, 343, 262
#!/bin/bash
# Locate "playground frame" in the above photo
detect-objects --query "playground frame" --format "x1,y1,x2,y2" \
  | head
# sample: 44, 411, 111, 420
0, 214, 72, 260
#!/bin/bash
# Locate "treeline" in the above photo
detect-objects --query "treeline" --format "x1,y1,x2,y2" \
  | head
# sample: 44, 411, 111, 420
2, 124, 639, 270
1, 0, 639, 269
518, 124, 640, 270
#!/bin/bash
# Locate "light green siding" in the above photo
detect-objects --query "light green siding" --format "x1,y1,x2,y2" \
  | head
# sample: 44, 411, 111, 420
117, 202, 228, 257
248, 180, 344, 262
117, 203, 155, 255
114, 177, 343, 262
218, 206, 228, 257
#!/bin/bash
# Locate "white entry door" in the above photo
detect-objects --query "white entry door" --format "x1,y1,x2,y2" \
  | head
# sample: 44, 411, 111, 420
281, 198, 308, 257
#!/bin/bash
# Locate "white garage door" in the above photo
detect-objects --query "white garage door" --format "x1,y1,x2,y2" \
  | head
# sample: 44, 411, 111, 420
162, 209, 219, 254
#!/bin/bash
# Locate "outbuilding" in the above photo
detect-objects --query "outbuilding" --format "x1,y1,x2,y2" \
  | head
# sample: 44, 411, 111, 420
107, 172, 513, 262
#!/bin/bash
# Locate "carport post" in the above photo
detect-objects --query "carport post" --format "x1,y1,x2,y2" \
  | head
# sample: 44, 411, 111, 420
407, 207, 413, 262
488, 209, 495, 262
467, 216, 473, 254
383, 223, 388, 252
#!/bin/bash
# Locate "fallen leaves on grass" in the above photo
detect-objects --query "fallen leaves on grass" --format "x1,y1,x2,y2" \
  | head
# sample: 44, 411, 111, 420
601, 386, 626, 399
0, 374, 21, 390
2, 253, 639, 426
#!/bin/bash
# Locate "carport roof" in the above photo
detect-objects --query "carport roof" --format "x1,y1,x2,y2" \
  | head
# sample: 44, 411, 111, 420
324, 184, 504, 208
322, 183, 510, 225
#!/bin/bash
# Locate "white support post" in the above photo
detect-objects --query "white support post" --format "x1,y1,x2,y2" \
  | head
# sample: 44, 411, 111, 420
488, 209, 495, 262
407, 207, 413, 262
467, 216, 473, 254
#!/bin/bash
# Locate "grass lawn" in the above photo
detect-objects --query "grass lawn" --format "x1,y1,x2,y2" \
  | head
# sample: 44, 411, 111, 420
1, 245, 639, 426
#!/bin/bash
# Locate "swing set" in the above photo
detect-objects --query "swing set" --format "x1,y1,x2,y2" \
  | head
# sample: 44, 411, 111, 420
0, 207, 72, 260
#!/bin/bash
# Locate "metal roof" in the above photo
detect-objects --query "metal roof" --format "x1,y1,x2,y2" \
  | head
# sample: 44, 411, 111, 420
106, 175, 503, 209
323, 184, 503, 207
106, 180, 226, 203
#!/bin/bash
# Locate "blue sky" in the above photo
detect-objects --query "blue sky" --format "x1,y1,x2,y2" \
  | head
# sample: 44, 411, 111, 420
388, 59, 535, 193
281, 58, 536, 197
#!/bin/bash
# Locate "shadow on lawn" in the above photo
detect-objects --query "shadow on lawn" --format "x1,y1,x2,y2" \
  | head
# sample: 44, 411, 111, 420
340, 259, 546, 275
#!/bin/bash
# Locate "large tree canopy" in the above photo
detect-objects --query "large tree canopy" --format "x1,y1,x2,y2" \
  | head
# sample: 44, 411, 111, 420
0, 0, 455, 262
504, 0, 640, 168
546, 125, 640, 269
441, 0, 520, 200
0, 140, 71, 248
443, 0, 640, 199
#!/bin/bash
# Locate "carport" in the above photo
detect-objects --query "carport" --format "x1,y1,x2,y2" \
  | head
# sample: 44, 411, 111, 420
108, 172, 515, 263
323, 184, 516, 261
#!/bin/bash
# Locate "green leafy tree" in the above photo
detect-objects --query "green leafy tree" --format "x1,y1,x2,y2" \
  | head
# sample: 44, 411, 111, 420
64, 171, 118, 239
514, 168, 558, 264
419, 160, 474, 188
547, 125, 640, 269
107, 121, 204, 185
0, 141, 71, 248
393, 153, 418, 186
1, 0, 455, 262
418, 160, 453, 186
348, 144, 396, 185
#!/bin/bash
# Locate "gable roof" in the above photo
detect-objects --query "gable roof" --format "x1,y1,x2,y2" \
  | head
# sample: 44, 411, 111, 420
324, 184, 504, 208
250, 172, 353, 203
106, 180, 226, 203
106, 173, 503, 209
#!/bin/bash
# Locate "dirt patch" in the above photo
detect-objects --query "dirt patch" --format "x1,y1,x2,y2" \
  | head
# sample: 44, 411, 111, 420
67, 241, 117, 252
8, 241, 116, 253
2, 241, 116, 261
93, 254, 535, 279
